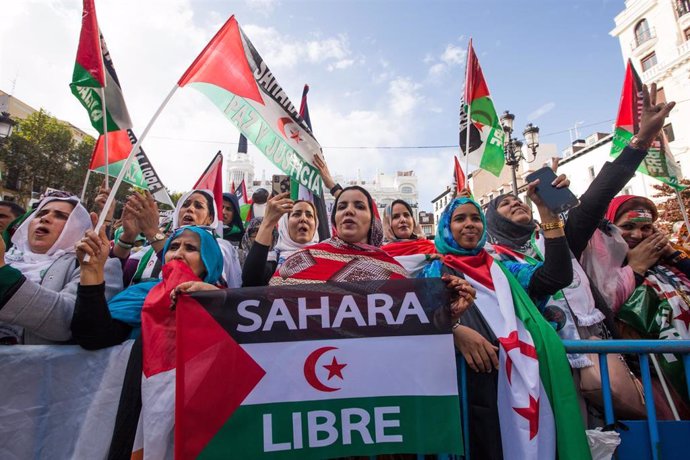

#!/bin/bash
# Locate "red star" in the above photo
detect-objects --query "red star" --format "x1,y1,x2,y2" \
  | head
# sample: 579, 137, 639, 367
323, 356, 347, 380
498, 331, 538, 384
289, 128, 303, 143
513, 395, 540, 440
675, 308, 690, 330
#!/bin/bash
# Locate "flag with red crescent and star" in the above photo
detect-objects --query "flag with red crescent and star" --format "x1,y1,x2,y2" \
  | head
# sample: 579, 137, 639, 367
174, 278, 462, 459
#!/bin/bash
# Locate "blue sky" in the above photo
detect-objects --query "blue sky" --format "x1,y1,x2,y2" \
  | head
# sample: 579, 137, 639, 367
2, 0, 628, 208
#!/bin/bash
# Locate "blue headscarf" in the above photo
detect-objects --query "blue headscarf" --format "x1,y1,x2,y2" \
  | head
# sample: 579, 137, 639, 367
434, 197, 487, 256
108, 226, 223, 336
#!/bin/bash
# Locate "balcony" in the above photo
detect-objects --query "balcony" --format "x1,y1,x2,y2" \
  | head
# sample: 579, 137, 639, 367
677, 0, 690, 18
630, 27, 657, 56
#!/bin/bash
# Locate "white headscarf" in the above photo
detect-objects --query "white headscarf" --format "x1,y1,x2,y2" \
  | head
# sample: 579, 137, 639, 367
172, 189, 221, 235
274, 207, 319, 266
4, 196, 92, 283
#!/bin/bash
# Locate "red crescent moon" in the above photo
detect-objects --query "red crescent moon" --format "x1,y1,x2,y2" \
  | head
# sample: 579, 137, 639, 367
304, 346, 340, 392
277, 117, 293, 138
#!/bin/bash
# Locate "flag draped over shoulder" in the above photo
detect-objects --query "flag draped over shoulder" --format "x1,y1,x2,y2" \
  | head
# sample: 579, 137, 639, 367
610, 60, 685, 190
175, 279, 462, 459
459, 39, 505, 177
178, 15, 324, 196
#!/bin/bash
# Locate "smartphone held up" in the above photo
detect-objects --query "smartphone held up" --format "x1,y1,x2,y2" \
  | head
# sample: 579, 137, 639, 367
525, 167, 579, 214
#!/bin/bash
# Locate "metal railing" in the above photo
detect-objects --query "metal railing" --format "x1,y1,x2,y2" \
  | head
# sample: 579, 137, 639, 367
455, 340, 690, 460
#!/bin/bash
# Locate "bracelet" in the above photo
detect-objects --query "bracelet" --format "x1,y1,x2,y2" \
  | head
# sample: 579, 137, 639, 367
541, 219, 565, 231
117, 240, 134, 250
118, 238, 135, 245
629, 135, 653, 151
330, 183, 343, 197
452, 320, 462, 331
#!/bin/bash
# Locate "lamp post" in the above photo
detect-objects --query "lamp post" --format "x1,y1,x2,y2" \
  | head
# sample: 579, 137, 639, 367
500, 110, 540, 196
0, 112, 16, 139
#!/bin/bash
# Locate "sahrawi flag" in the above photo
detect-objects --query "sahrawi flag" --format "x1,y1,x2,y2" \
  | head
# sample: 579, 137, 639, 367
175, 278, 462, 459
71, 0, 172, 205
455, 256, 590, 460
459, 39, 505, 177
178, 15, 324, 196
89, 129, 174, 205
610, 59, 685, 190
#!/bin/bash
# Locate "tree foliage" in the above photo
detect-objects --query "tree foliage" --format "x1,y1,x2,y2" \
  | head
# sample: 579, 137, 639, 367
0, 109, 98, 206
651, 179, 690, 234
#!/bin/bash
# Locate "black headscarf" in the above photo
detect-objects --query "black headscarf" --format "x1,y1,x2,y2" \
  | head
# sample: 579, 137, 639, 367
485, 193, 537, 250
331, 185, 383, 247
222, 193, 245, 243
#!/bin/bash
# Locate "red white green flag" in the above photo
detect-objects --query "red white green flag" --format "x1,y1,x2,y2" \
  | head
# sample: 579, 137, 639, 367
89, 130, 174, 206
70, 0, 132, 134
175, 279, 463, 459
193, 151, 224, 233
459, 39, 505, 177
178, 16, 323, 196
610, 60, 685, 190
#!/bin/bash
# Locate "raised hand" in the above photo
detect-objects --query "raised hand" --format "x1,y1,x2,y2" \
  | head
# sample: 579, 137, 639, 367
627, 231, 667, 275
313, 152, 336, 191
76, 212, 110, 285
635, 83, 676, 148
126, 191, 159, 240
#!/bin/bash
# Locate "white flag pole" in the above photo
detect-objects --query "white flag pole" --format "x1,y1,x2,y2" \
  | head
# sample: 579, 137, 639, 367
80, 169, 91, 202
92, 84, 179, 234
675, 188, 690, 234
100, 87, 109, 185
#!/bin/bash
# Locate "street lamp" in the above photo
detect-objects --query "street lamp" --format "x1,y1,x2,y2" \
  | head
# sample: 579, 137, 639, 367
500, 111, 540, 195
0, 112, 16, 139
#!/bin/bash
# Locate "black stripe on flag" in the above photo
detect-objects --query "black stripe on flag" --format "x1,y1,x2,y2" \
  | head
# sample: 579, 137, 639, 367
190, 278, 452, 344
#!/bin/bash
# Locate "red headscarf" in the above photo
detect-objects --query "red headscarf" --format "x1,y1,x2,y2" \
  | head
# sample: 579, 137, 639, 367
605, 195, 657, 223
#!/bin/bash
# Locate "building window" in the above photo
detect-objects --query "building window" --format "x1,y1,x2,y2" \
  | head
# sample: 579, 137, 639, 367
634, 19, 653, 47
641, 52, 657, 72
685, 27, 690, 41
400, 185, 414, 194
588, 166, 596, 181
664, 123, 675, 142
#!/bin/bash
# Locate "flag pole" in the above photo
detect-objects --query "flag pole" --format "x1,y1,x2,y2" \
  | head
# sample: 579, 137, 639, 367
92, 84, 178, 234
80, 169, 91, 202
100, 87, 109, 186
676, 188, 690, 234
465, 103, 471, 178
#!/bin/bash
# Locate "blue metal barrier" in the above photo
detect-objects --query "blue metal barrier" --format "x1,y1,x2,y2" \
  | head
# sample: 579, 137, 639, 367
456, 340, 690, 460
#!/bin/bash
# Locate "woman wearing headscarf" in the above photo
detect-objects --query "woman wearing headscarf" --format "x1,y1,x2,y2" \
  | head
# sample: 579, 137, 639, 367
71, 225, 224, 459
381, 199, 437, 276
242, 193, 319, 286
589, 195, 690, 416
221, 192, 244, 246
115, 189, 241, 289
270, 186, 407, 284
238, 216, 278, 268
421, 189, 589, 459
0, 195, 123, 344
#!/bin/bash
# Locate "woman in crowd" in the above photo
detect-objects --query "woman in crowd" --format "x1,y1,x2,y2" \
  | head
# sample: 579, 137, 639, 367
0, 194, 122, 344
588, 195, 690, 417
242, 192, 319, 286
71, 224, 224, 459
422, 188, 587, 459
221, 192, 244, 247
238, 216, 278, 269
381, 199, 437, 276
115, 189, 241, 288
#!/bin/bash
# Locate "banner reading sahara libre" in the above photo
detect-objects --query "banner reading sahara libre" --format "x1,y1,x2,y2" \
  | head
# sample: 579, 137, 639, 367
176, 279, 462, 459
178, 16, 323, 195
610, 60, 685, 190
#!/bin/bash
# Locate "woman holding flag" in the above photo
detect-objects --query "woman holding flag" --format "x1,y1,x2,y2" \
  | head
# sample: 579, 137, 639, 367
421, 188, 590, 459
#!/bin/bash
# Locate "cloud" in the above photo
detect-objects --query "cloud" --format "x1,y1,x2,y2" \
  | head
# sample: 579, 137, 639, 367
388, 77, 423, 117
425, 43, 466, 80
527, 102, 557, 121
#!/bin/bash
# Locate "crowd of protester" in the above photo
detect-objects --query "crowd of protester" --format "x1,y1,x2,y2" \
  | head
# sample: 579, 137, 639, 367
1, 83, 688, 457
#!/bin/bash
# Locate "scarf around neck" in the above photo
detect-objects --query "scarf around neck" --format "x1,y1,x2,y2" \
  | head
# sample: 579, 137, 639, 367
486, 193, 536, 250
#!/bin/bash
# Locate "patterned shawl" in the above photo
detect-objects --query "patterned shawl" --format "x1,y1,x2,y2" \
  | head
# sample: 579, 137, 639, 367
269, 236, 408, 285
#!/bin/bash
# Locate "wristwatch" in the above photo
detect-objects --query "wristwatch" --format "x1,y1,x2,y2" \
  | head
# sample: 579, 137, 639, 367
147, 232, 167, 244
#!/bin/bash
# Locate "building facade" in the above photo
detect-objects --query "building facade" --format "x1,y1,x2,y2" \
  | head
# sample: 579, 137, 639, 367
418, 211, 435, 238
611, 0, 690, 172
